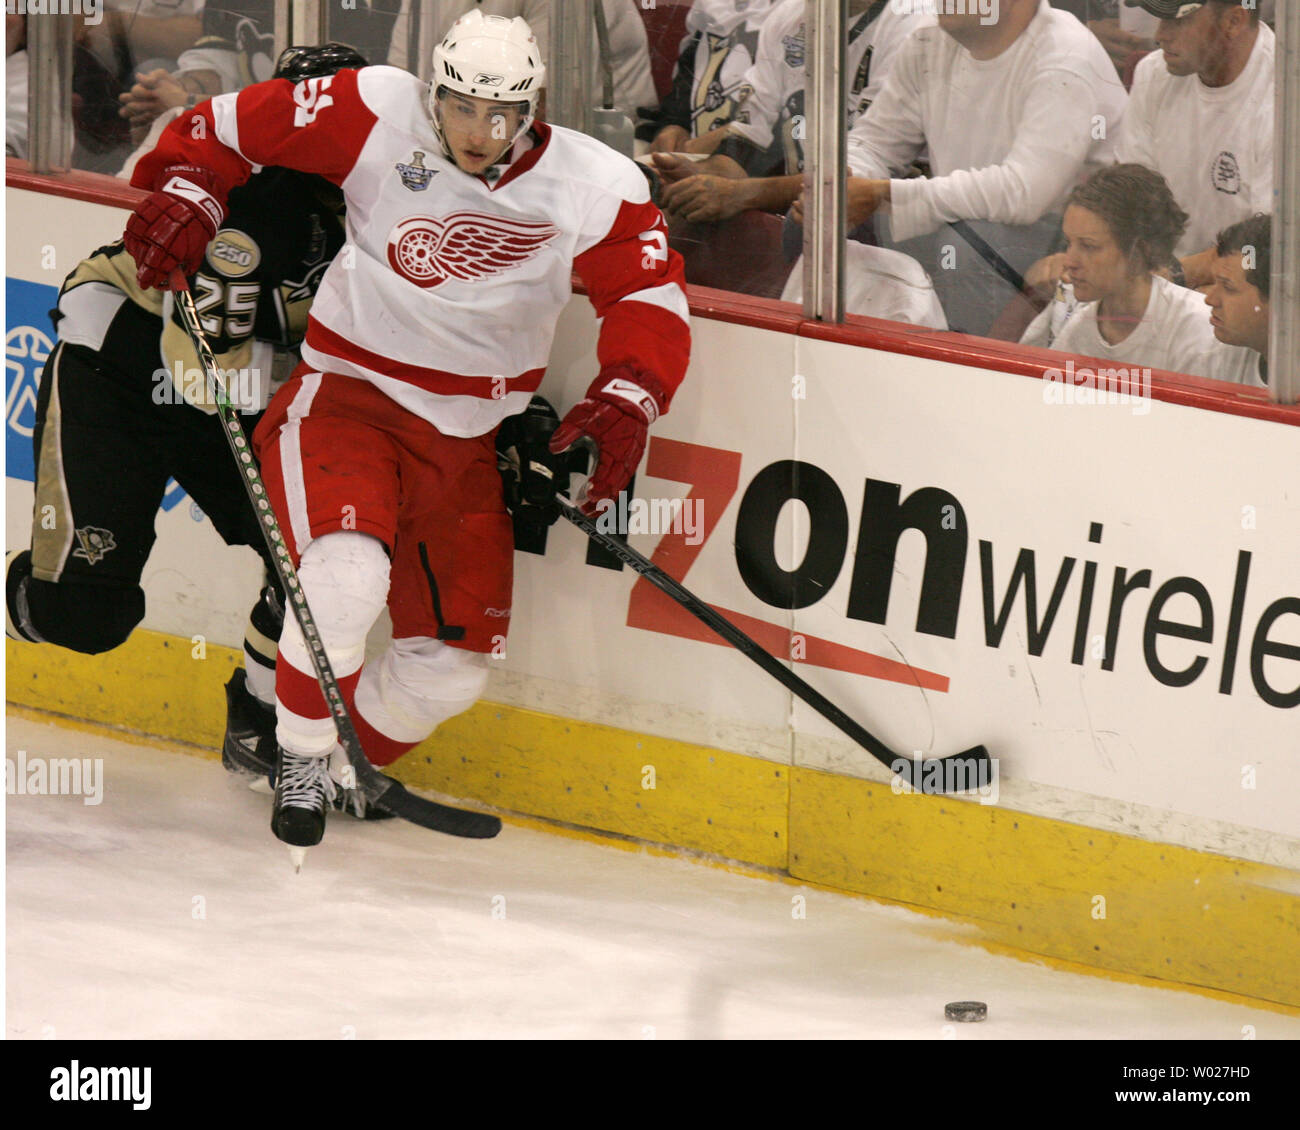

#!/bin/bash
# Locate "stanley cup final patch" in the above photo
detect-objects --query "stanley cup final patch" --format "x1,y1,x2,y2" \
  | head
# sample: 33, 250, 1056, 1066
73, 526, 117, 565
396, 151, 437, 192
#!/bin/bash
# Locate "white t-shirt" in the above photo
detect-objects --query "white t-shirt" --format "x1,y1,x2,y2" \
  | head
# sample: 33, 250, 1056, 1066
1116, 23, 1274, 258
1049, 274, 1221, 378
847, 0, 1127, 242
727, 0, 932, 172
1200, 339, 1267, 388
781, 241, 947, 329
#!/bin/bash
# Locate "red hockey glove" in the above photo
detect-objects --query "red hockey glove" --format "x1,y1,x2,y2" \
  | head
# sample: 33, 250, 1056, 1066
548, 369, 667, 516
124, 164, 225, 290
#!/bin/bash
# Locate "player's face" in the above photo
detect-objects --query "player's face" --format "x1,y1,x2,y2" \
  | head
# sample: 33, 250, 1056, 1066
1061, 205, 1134, 305
1153, 4, 1225, 78
1205, 253, 1269, 350
438, 92, 524, 175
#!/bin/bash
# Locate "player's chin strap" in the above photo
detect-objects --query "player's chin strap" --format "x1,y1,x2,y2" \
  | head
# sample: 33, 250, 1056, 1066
543, 469, 992, 792
168, 269, 500, 841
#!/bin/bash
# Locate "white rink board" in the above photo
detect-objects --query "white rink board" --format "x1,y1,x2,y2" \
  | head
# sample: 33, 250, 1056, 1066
6, 185, 1298, 852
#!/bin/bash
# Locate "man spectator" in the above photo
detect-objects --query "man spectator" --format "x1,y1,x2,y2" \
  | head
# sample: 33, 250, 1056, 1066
1203, 213, 1271, 387
827, 0, 1127, 337
650, 0, 931, 223
1116, 0, 1274, 289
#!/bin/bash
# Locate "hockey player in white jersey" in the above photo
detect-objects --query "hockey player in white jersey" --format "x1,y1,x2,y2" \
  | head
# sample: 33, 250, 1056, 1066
123, 11, 691, 856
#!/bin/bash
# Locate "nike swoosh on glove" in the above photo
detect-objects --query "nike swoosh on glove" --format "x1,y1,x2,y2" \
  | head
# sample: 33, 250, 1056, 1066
124, 164, 226, 290
548, 370, 668, 516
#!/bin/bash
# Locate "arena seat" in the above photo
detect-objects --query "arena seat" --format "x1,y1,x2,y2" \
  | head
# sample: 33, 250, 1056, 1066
635, 0, 693, 103
669, 210, 794, 300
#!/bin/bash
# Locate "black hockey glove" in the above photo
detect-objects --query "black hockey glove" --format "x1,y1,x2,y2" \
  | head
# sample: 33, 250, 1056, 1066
496, 396, 579, 532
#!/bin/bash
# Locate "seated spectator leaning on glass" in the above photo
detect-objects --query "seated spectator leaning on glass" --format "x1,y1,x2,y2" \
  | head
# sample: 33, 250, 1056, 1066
820, 0, 1127, 339
1026, 164, 1222, 377
650, 0, 928, 224
1115, 0, 1273, 289
1203, 213, 1271, 388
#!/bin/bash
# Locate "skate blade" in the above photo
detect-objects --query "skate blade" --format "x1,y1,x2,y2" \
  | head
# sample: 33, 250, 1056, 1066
248, 777, 274, 795
287, 845, 308, 873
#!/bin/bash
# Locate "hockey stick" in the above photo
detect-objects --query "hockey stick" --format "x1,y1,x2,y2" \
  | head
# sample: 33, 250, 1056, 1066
168, 271, 500, 839
556, 493, 991, 792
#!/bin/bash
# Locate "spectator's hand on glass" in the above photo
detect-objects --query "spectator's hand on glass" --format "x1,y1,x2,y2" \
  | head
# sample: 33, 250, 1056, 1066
649, 150, 703, 185
650, 125, 690, 154
118, 70, 187, 126
846, 178, 889, 227
661, 174, 751, 224
792, 178, 889, 228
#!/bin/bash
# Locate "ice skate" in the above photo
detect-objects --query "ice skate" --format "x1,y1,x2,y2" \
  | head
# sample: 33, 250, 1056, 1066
222, 669, 278, 780
271, 747, 336, 862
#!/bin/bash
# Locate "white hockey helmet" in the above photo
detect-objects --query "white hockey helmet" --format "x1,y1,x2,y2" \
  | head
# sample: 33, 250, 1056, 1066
429, 11, 546, 157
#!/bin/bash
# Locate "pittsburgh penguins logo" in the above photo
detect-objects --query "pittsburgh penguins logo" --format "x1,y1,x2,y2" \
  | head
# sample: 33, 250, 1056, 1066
386, 212, 559, 289
73, 526, 117, 565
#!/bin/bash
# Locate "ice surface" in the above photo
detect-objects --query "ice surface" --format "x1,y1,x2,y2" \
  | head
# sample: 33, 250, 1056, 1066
7, 713, 1298, 1040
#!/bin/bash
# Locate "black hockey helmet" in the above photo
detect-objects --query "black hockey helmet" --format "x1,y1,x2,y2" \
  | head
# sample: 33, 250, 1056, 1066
273, 42, 369, 83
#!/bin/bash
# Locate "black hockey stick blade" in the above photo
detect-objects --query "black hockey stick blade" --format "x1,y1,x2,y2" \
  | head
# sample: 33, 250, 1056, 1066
363, 772, 502, 838
557, 493, 991, 793
170, 271, 501, 839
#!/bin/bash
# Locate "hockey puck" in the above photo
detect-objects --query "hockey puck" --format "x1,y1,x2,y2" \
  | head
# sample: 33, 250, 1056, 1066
944, 1001, 987, 1022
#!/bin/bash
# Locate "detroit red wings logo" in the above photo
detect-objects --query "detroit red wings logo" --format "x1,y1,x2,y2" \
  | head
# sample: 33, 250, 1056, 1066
386, 212, 560, 288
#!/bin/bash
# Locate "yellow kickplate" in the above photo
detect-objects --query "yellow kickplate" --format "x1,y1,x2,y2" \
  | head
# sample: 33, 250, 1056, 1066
6, 631, 788, 867
788, 765, 1300, 1008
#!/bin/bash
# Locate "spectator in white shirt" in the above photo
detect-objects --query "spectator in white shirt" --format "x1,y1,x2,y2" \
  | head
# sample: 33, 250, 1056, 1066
1202, 213, 1271, 388
1116, 0, 1273, 288
1035, 164, 1222, 377
826, 0, 1127, 337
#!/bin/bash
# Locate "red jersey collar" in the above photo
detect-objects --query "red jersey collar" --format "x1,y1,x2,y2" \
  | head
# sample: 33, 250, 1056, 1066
480, 121, 552, 191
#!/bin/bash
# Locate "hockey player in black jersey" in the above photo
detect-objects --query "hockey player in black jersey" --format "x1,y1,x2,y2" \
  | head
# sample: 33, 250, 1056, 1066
5, 43, 364, 794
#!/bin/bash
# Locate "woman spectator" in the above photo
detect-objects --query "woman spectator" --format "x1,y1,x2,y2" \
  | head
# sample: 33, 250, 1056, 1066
1021, 164, 1220, 378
